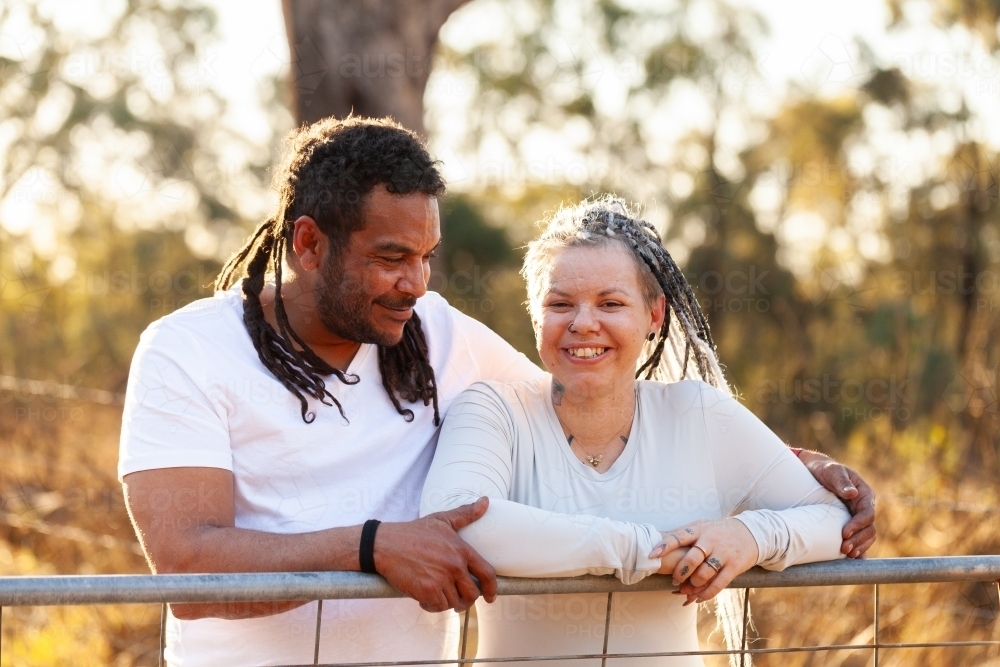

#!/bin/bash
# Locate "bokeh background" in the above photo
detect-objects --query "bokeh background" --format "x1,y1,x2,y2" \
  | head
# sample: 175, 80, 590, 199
1, 0, 999, 664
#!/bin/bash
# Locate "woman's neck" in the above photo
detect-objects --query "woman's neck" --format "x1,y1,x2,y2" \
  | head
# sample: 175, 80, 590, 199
551, 375, 636, 451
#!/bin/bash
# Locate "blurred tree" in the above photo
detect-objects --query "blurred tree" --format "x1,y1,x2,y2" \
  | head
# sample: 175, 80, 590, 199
429, 0, 1000, 474
281, 0, 471, 133
0, 0, 270, 387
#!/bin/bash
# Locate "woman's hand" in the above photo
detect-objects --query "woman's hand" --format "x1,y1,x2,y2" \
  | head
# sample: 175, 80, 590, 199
650, 519, 759, 605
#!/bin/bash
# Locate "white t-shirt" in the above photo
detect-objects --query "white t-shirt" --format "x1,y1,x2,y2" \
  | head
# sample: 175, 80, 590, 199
118, 285, 542, 667
421, 376, 850, 667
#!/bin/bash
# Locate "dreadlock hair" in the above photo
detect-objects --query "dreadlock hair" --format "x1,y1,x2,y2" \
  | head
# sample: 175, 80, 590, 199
216, 116, 445, 425
522, 194, 729, 390
522, 195, 752, 667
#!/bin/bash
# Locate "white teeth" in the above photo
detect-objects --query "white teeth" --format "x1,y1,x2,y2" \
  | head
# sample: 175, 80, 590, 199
569, 347, 607, 359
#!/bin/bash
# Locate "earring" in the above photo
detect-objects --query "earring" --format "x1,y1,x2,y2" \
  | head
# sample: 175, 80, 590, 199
647, 332, 655, 341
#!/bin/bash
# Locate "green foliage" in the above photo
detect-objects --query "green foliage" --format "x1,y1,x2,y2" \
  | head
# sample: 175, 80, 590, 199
2, 0, 1000, 662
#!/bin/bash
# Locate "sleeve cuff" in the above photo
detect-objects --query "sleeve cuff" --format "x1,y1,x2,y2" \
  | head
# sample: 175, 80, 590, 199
731, 513, 770, 567
118, 451, 234, 481
619, 523, 663, 585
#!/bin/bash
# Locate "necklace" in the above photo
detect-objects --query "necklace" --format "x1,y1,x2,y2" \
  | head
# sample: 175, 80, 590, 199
561, 386, 637, 469
567, 435, 629, 467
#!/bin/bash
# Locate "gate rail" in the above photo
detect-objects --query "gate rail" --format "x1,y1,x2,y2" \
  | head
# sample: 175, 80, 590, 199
1, 556, 999, 666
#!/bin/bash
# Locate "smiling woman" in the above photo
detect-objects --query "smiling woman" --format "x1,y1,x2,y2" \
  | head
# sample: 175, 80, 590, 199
421, 195, 852, 667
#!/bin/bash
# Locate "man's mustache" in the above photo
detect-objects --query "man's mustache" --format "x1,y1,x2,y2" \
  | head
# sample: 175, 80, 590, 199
375, 296, 418, 310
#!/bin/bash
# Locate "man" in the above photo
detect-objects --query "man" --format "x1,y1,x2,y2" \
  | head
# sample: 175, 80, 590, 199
120, 116, 875, 666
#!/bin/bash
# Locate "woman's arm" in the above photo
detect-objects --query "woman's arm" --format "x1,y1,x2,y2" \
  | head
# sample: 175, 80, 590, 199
652, 383, 851, 604
420, 384, 662, 584
700, 382, 851, 569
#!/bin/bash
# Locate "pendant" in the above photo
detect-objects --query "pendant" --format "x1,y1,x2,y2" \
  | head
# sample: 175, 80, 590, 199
586, 454, 602, 468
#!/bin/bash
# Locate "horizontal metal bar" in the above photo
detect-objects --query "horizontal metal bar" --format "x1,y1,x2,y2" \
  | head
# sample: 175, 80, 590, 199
269, 640, 1000, 667
1, 557, 999, 607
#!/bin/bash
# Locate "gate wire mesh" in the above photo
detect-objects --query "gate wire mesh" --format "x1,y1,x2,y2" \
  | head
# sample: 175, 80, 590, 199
1, 557, 999, 666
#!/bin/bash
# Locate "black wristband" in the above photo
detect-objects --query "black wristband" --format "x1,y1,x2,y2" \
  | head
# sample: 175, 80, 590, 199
359, 519, 381, 574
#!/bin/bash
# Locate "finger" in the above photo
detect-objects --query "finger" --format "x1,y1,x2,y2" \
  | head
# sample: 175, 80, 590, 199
465, 548, 497, 603
842, 524, 876, 556
420, 590, 450, 614
662, 524, 701, 552
693, 565, 739, 603
847, 529, 877, 559
672, 547, 707, 585
441, 497, 490, 531
821, 464, 858, 500
440, 582, 465, 613
848, 469, 874, 502
658, 547, 690, 575
689, 562, 720, 588
676, 581, 708, 597
454, 570, 482, 610
842, 497, 875, 539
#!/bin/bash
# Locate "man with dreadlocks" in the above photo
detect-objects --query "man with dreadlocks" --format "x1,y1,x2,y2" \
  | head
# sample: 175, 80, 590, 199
118, 117, 873, 666
118, 117, 542, 666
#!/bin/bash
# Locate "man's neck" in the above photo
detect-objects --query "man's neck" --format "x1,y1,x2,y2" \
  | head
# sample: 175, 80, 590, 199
258, 281, 362, 372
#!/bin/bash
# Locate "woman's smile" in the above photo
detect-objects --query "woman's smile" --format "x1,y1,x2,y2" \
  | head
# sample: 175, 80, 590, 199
563, 345, 612, 361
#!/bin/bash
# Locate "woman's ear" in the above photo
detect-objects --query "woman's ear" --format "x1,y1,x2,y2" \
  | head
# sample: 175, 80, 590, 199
650, 294, 667, 333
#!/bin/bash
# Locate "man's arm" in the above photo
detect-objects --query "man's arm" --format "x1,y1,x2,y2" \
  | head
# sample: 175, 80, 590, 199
123, 467, 497, 620
792, 449, 877, 558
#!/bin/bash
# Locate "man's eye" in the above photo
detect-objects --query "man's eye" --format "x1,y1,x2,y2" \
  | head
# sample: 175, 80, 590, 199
383, 256, 405, 264
424, 251, 438, 260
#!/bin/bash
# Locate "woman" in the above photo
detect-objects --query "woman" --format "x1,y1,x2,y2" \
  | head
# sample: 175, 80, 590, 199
419, 196, 850, 666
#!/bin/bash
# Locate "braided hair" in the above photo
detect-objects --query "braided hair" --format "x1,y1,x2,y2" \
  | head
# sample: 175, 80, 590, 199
523, 196, 752, 665
216, 116, 444, 425
523, 195, 729, 391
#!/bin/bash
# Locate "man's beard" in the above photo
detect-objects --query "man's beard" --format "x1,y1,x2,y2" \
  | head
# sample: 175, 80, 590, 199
314, 257, 416, 347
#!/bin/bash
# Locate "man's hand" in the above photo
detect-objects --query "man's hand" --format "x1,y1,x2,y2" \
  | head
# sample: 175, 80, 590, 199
375, 497, 497, 614
796, 450, 876, 559
124, 468, 495, 620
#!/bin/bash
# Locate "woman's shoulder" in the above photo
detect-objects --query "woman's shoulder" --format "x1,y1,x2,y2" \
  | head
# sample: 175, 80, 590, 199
638, 378, 738, 416
464, 375, 550, 404
444, 376, 549, 437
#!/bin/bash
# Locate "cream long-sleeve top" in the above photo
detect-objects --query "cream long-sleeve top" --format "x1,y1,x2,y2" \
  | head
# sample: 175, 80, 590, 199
420, 376, 850, 667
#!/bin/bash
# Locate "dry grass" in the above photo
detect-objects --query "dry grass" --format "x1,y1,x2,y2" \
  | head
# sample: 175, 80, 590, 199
1, 398, 998, 666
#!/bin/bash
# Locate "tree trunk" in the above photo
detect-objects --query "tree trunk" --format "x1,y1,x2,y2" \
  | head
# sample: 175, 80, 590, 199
281, 0, 469, 135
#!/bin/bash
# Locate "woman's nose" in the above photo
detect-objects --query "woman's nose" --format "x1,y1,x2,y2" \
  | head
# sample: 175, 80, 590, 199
569, 305, 600, 333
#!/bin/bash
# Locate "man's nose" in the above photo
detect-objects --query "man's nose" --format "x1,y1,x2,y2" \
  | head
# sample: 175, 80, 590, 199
397, 257, 428, 299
